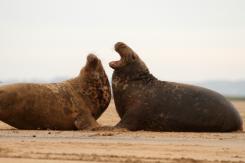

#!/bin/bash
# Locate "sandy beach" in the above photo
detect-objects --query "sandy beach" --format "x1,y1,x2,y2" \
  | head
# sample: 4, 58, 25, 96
0, 100, 244, 163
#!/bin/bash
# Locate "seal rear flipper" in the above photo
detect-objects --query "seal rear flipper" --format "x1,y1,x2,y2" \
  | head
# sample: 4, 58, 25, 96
74, 114, 100, 130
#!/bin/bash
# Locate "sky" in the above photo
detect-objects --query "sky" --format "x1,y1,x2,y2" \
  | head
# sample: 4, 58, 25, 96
0, 0, 245, 82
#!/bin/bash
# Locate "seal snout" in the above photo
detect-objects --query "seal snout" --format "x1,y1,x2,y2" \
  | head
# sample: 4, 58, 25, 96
87, 54, 98, 61
87, 54, 98, 63
115, 42, 128, 52
114, 42, 137, 60
114, 42, 131, 58
85, 54, 101, 70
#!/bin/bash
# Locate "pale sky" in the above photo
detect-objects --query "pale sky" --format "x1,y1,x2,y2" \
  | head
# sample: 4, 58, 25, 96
0, 0, 245, 82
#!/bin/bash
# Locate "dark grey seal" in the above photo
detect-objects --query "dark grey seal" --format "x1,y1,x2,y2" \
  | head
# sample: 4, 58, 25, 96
109, 42, 243, 132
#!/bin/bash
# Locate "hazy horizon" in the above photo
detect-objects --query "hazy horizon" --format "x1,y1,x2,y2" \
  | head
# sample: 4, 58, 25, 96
0, 0, 245, 82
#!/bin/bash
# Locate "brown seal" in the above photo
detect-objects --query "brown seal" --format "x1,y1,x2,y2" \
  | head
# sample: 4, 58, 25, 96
109, 42, 243, 132
0, 54, 111, 130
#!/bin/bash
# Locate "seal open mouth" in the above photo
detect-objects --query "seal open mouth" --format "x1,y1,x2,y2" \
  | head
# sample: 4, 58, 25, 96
109, 42, 135, 69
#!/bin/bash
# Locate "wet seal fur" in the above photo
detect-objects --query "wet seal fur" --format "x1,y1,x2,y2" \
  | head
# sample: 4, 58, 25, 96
109, 42, 243, 132
0, 54, 111, 130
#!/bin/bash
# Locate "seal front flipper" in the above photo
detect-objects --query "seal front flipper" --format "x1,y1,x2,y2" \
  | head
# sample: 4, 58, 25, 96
115, 108, 144, 131
74, 113, 100, 130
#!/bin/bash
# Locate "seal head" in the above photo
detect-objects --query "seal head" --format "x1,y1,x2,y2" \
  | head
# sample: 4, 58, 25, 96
79, 54, 111, 119
109, 43, 156, 119
109, 42, 149, 79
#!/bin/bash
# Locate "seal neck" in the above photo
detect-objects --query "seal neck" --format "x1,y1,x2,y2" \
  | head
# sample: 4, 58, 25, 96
114, 70, 157, 84
68, 75, 110, 120
130, 71, 157, 83
67, 77, 100, 118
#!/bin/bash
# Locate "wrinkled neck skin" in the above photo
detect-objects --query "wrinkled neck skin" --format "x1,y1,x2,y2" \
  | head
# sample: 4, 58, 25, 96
112, 61, 157, 91
68, 69, 111, 119
113, 69, 155, 84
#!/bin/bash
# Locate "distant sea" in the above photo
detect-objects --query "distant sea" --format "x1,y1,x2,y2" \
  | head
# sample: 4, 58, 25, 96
1, 78, 245, 97
194, 80, 245, 97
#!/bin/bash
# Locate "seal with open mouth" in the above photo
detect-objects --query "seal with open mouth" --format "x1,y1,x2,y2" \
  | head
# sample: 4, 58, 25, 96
109, 42, 243, 132
0, 54, 111, 130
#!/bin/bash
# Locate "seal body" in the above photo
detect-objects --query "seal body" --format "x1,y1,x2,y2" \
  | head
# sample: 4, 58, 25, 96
110, 42, 243, 132
0, 54, 111, 130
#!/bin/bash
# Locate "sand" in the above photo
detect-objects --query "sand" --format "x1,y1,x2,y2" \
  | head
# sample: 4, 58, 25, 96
0, 101, 244, 163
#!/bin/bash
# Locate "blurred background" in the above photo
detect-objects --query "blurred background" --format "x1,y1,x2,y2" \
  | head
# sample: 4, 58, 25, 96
0, 0, 244, 97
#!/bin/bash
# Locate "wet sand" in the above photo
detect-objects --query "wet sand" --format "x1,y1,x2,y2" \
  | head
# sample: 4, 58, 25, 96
0, 101, 244, 163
